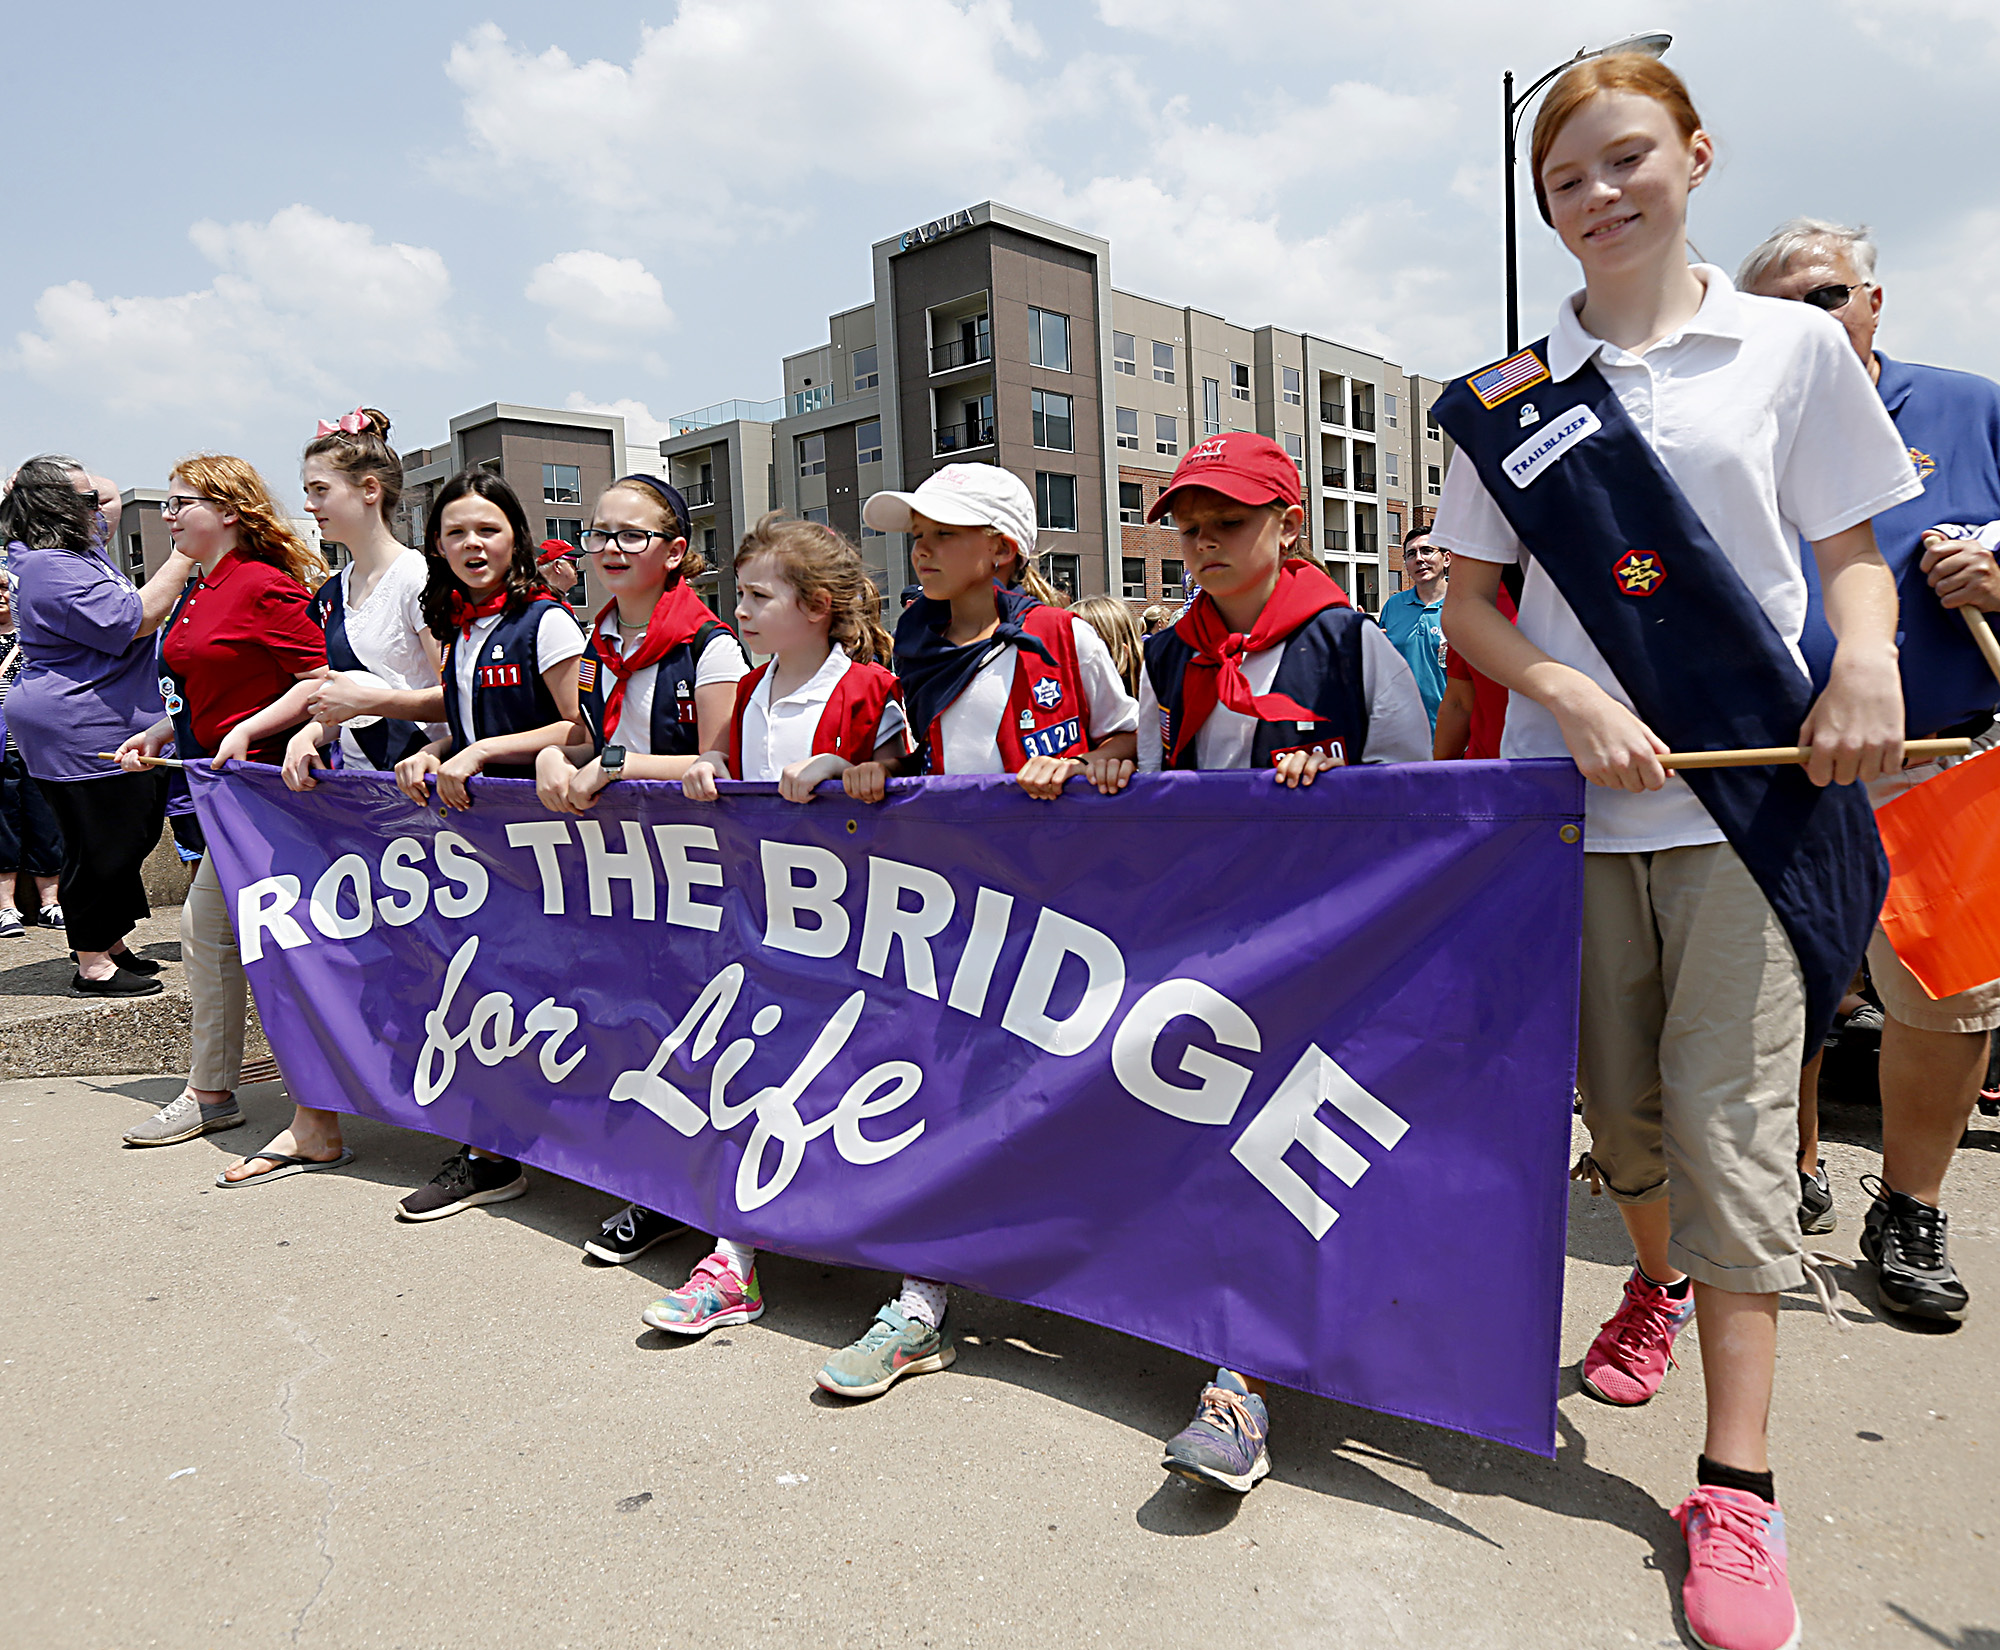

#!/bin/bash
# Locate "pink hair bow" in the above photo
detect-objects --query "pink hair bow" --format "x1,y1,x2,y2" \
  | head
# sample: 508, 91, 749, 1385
316, 407, 369, 437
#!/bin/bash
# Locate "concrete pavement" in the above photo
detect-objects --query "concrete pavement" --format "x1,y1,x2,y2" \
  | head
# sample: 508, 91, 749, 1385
1, 1072, 1994, 1648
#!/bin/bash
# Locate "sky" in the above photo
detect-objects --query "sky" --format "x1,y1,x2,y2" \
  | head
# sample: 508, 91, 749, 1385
6, 0, 1997, 505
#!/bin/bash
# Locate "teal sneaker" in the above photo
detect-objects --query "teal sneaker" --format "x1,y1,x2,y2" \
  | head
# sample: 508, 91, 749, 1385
1162, 1368, 1271, 1493
814, 1303, 954, 1399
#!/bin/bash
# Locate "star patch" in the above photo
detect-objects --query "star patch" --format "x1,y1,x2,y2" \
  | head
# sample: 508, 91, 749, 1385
1032, 677, 1064, 710
1612, 549, 1666, 597
1909, 446, 1935, 483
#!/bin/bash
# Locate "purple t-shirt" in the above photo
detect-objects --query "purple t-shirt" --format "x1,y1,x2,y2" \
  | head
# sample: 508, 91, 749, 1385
5, 538, 164, 782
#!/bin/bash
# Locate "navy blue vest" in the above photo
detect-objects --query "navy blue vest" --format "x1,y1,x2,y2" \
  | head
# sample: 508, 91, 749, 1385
309, 569, 429, 771
440, 601, 564, 778
577, 619, 736, 757
1433, 342, 1888, 1056
1145, 606, 1371, 769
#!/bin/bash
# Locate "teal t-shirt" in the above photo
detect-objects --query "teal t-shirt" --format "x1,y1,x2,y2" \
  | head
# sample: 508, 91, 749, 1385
1379, 586, 1447, 728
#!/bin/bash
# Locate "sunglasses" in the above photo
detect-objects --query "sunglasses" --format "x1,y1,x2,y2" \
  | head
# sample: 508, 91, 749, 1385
1800, 283, 1866, 313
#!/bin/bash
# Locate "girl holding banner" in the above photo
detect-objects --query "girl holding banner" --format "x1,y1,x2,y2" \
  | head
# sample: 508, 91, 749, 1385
202, 410, 447, 1186
642, 514, 907, 1335
531, 474, 747, 1266
115, 457, 332, 1154
390, 470, 588, 1221
1430, 57, 1921, 1650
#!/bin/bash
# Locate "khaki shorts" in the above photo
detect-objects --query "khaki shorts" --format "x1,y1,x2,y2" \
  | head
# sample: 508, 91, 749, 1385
1866, 925, 2000, 1034
1576, 843, 1805, 1294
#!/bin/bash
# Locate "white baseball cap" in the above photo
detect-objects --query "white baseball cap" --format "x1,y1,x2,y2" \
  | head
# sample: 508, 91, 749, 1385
862, 463, 1039, 558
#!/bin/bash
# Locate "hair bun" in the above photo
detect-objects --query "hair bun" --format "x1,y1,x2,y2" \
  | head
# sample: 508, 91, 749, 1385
360, 407, 392, 444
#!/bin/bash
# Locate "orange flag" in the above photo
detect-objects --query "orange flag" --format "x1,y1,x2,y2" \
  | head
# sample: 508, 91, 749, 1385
1876, 748, 2000, 999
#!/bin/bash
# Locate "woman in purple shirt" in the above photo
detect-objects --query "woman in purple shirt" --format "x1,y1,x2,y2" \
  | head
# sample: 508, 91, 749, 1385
1, 458, 193, 994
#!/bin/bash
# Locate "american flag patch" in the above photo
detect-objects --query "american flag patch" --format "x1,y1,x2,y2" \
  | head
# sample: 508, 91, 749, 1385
1469, 349, 1550, 408
577, 657, 598, 692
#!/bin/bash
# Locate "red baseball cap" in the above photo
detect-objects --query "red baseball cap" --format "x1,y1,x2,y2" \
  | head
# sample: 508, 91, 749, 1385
536, 538, 576, 565
1148, 431, 1300, 522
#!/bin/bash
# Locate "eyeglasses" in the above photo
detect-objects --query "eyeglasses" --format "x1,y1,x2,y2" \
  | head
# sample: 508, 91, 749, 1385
1800, 283, 1867, 313
579, 527, 671, 554
161, 494, 223, 518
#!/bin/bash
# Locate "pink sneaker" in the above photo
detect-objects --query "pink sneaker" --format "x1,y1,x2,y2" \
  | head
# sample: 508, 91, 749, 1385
1672, 1485, 1800, 1650
1580, 1267, 1695, 1405
641, 1253, 764, 1336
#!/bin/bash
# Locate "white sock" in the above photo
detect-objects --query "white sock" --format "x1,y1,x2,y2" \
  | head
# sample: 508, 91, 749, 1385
716, 1239, 757, 1281
896, 1277, 949, 1330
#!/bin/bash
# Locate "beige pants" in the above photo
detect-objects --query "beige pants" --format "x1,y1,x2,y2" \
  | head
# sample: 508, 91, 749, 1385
1577, 843, 1806, 1294
181, 854, 246, 1093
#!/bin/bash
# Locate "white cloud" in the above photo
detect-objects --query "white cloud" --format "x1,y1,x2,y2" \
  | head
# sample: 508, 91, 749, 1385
562, 392, 680, 458
441, 4, 1043, 233
526, 251, 674, 364
11, 205, 457, 432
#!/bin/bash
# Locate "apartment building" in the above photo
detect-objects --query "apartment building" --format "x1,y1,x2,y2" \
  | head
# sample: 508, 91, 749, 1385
671, 201, 1451, 617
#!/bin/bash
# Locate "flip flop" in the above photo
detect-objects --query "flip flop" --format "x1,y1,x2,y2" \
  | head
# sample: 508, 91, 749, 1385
214, 1146, 355, 1188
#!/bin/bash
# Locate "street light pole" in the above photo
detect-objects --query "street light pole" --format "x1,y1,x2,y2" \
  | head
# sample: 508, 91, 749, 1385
1501, 31, 1672, 355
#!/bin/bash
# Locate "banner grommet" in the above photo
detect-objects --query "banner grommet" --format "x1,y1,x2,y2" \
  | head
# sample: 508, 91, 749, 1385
1559, 824, 1581, 844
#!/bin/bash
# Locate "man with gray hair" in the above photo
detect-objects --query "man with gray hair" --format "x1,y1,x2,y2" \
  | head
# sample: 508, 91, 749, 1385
1740, 218, 2000, 1326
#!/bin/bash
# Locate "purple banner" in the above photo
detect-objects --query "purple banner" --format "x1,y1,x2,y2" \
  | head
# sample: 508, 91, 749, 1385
190, 760, 1584, 1455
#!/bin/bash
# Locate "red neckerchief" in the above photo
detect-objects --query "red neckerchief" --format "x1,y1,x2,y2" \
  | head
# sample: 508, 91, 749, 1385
449, 588, 511, 638
593, 580, 715, 737
1171, 558, 1351, 763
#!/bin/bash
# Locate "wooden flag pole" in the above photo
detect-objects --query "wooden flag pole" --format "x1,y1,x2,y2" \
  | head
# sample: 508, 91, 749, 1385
1964, 606, 2000, 687
94, 751, 186, 770
1661, 738, 1970, 771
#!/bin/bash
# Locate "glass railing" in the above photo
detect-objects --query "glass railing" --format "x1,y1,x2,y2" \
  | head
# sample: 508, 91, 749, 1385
1321, 467, 1346, 490
680, 480, 714, 506
791, 386, 835, 417
1354, 470, 1378, 493
934, 418, 996, 455
1319, 401, 1345, 426
932, 333, 993, 372
668, 397, 784, 434
1351, 405, 1376, 432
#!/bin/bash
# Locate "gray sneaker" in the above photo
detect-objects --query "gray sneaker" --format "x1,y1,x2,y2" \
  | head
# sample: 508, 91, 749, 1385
123, 1090, 244, 1147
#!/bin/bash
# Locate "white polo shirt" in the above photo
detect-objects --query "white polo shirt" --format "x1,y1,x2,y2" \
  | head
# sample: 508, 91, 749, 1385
736, 645, 910, 781
1135, 620, 1432, 770
1431, 266, 1923, 852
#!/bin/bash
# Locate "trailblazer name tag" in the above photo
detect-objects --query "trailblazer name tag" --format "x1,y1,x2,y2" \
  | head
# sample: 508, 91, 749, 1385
1503, 404, 1601, 490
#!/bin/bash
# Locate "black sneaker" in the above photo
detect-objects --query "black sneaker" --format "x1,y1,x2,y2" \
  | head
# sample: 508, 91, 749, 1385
583, 1203, 689, 1265
397, 1147, 527, 1222
1798, 1162, 1836, 1235
1858, 1175, 1968, 1322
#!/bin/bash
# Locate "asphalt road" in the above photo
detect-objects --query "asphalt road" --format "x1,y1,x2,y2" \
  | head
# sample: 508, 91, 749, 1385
2, 1073, 1995, 1649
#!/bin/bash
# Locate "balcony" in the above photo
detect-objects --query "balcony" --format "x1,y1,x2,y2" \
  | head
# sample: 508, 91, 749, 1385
680, 480, 714, 507
1351, 403, 1376, 432
791, 385, 835, 417
1353, 469, 1378, 494
931, 333, 993, 373
934, 417, 995, 455
1321, 466, 1346, 491
1319, 400, 1345, 426
1324, 529, 1349, 553
1355, 532, 1379, 559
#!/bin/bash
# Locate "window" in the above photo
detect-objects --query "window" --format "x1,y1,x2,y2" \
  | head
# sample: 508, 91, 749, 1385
1113, 332, 1136, 375
1116, 407, 1139, 451
1385, 452, 1400, 486
1162, 558, 1186, 599
1152, 341, 1176, 384
803, 506, 829, 525
1122, 556, 1147, 598
1425, 406, 1441, 440
852, 345, 879, 392
1028, 308, 1070, 372
1155, 413, 1179, 456
1031, 389, 1074, 452
1119, 481, 1145, 525
126, 532, 144, 574
542, 463, 581, 505
856, 420, 882, 466
1046, 553, 1081, 602
861, 521, 885, 537
545, 517, 583, 546
1282, 366, 1302, 406
1202, 378, 1221, 437
1231, 362, 1251, 402
798, 433, 826, 477
1036, 471, 1078, 532
1427, 464, 1442, 497
703, 527, 717, 556
1284, 433, 1304, 470
1384, 393, 1400, 429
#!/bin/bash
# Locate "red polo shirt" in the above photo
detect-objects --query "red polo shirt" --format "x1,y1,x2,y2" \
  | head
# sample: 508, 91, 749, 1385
1443, 584, 1517, 760
160, 552, 327, 756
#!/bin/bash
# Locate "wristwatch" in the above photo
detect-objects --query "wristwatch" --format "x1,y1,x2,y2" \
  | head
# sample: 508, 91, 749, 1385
600, 743, 627, 780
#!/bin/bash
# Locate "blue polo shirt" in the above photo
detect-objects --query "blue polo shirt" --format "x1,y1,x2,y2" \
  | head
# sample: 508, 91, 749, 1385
1378, 586, 1448, 727
1800, 352, 2000, 734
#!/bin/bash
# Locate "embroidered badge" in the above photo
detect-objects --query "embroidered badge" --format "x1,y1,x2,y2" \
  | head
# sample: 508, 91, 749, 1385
1020, 718, 1081, 759
1517, 401, 1540, 428
1018, 708, 1036, 731
1612, 549, 1666, 597
576, 657, 598, 692
1032, 677, 1063, 710
1503, 404, 1602, 489
477, 663, 523, 688
1469, 349, 1550, 409
1909, 446, 1935, 483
